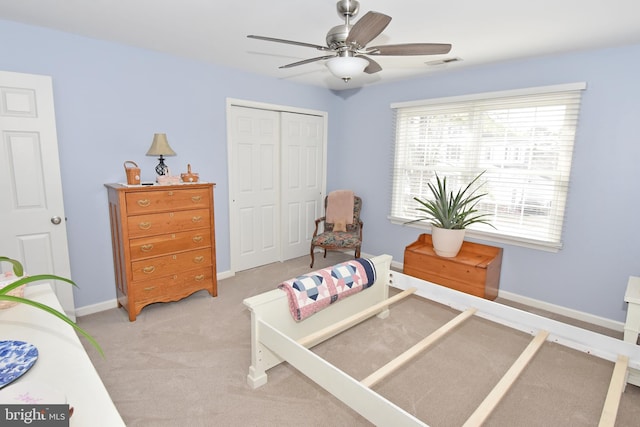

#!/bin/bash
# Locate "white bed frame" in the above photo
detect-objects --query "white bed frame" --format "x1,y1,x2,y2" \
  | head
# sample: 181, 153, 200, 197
243, 254, 640, 427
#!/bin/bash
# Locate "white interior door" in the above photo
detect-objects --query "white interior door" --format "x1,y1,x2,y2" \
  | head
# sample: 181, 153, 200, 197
281, 112, 324, 260
228, 101, 326, 272
0, 70, 75, 318
229, 106, 280, 271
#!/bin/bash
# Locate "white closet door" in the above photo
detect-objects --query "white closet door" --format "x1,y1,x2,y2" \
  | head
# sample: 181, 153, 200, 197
228, 102, 326, 272
281, 112, 324, 261
229, 106, 280, 271
0, 70, 75, 317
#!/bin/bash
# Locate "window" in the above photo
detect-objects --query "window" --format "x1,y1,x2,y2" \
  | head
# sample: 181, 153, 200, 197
390, 83, 586, 251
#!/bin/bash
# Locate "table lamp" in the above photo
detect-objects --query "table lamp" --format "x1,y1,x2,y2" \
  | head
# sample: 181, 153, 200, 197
146, 133, 176, 176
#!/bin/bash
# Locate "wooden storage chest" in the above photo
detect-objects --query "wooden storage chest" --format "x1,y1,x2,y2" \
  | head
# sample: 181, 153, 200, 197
105, 182, 217, 321
403, 233, 502, 300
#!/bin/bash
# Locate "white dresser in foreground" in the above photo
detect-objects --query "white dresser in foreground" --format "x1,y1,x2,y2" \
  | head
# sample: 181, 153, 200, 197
0, 284, 124, 426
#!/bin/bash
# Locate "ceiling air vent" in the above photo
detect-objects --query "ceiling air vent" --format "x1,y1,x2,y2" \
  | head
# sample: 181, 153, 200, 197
425, 57, 463, 67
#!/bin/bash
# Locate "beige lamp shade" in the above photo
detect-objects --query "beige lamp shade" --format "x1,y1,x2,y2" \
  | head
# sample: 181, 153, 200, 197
146, 133, 176, 176
146, 133, 176, 156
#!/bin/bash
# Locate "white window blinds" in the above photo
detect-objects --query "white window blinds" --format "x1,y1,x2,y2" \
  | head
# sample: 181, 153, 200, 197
390, 83, 586, 250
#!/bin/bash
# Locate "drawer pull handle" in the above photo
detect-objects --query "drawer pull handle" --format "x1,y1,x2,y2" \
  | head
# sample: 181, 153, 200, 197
168, 191, 174, 196
138, 222, 152, 230
194, 274, 205, 281
142, 266, 156, 274
192, 235, 203, 243
191, 196, 202, 202
192, 216, 202, 223
140, 244, 154, 252
137, 199, 151, 207
143, 286, 155, 292
193, 256, 205, 264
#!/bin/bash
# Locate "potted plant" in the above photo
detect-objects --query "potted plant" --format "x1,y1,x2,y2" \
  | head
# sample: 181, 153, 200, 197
409, 171, 494, 257
0, 256, 103, 356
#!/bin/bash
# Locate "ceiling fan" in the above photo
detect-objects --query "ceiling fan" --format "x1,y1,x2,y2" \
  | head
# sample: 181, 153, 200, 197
247, 0, 452, 82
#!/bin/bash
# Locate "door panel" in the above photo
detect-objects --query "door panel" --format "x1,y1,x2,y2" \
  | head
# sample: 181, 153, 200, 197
230, 106, 280, 271
281, 112, 324, 260
0, 71, 75, 317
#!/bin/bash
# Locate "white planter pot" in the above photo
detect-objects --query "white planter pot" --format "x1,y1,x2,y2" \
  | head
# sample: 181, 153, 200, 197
431, 227, 466, 257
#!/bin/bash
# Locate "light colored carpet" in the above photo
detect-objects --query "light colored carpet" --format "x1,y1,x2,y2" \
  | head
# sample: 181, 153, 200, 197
78, 252, 640, 426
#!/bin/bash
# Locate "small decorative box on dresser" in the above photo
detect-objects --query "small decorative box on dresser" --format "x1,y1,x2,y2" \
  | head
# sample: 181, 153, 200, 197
105, 182, 217, 321
403, 233, 503, 300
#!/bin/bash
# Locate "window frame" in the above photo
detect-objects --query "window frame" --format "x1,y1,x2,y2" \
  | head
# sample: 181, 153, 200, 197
389, 83, 586, 252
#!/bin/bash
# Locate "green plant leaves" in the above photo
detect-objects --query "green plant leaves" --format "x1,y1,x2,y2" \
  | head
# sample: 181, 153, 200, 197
0, 257, 104, 357
410, 171, 495, 230
0, 256, 24, 276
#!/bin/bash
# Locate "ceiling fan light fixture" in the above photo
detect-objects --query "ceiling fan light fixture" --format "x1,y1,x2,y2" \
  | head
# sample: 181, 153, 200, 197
326, 56, 369, 82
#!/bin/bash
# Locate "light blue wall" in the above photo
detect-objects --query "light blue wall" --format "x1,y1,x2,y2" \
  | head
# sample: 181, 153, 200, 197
329, 45, 640, 322
2, 18, 639, 323
0, 19, 339, 308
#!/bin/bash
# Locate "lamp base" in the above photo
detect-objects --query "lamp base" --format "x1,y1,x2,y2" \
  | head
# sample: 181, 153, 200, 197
155, 156, 169, 176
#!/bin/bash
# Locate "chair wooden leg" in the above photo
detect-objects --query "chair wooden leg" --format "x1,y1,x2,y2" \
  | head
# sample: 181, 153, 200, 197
310, 245, 315, 268
323, 249, 327, 259
355, 246, 361, 259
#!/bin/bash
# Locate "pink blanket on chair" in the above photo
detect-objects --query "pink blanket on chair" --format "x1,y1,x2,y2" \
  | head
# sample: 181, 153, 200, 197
325, 190, 354, 225
278, 258, 376, 321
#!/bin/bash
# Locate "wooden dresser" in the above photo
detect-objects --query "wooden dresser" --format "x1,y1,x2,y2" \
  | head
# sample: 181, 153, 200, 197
105, 182, 217, 321
404, 233, 502, 300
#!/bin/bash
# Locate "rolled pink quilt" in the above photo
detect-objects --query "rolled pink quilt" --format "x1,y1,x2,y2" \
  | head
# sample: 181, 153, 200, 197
278, 258, 376, 321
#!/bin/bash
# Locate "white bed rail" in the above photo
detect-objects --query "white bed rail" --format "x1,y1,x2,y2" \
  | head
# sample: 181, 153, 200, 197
244, 254, 393, 388
392, 271, 640, 371
244, 255, 640, 426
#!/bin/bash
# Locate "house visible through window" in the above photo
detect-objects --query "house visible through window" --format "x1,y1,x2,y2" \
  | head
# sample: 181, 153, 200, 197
390, 83, 586, 251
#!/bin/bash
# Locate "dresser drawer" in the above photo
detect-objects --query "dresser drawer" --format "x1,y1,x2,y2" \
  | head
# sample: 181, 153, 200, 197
166, 267, 214, 296
131, 248, 212, 281
127, 208, 210, 238
125, 188, 210, 215
131, 266, 213, 303
129, 230, 211, 261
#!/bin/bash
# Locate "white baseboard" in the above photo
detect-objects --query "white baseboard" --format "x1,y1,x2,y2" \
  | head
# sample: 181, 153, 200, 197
498, 289, 624, 332
78, 257, 623, 333
76, 270, 235, 317
217, 270, 234, 280
75, 299, 119, 317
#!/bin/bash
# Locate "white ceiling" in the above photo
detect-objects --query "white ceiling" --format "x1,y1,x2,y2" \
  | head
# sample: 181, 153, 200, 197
1, 0, 640, 91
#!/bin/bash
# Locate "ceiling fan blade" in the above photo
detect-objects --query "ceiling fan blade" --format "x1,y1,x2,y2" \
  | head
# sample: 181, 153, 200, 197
358, 55, 382, 74
279, 55, 337, 69
368, 43, 452, 56
345, 11, 392, 48
247, 35, 330, 51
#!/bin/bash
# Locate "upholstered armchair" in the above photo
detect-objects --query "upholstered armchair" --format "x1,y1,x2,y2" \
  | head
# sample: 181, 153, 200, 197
309, 194, 362, 268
